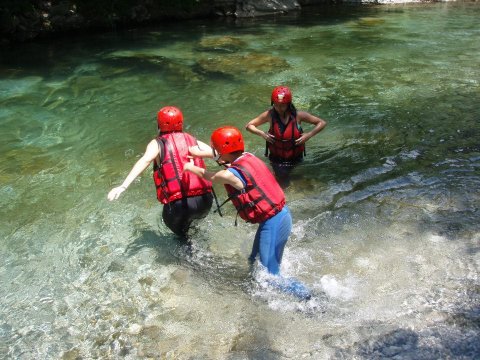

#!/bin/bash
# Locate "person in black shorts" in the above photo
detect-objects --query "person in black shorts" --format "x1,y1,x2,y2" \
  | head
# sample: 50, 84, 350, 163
108, 106, 213, 238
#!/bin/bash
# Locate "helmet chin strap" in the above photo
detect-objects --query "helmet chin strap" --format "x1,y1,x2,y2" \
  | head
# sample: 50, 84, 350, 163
212, 148, 230, 167
217, 160, 230, 167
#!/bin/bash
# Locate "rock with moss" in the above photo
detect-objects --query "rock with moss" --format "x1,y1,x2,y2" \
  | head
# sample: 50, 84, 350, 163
196, 52, 290, 77
197, 35, 247, 53
356, 17, 386, 26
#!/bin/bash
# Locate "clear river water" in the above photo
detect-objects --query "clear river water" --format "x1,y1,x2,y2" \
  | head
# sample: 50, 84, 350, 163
0, 2, 479, 359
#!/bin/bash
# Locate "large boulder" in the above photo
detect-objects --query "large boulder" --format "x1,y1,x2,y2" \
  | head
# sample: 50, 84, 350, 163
234, 0, 301, 17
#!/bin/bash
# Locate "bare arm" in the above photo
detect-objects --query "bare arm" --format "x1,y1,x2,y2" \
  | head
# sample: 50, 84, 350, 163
295, 111, 327, 145
245, 110, 275, 144
107, 139, 160, 201
183, 163, 244, 190
189, 140, 214, 159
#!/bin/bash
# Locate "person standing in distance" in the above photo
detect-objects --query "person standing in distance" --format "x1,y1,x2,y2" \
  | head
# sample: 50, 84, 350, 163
108, 106, 213, 238
245, 86, 327, 187
184, 126, 311, 299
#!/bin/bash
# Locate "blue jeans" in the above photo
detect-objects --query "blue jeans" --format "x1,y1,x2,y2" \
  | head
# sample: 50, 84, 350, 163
249, 205, 312, 300
249, 206, 292, 275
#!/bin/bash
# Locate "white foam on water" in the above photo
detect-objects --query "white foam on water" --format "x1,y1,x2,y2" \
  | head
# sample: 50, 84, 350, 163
319, 275, 356, 300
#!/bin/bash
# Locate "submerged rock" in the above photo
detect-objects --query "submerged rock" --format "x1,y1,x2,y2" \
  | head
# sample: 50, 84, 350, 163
197, 35, 247, 53
4, 147, 59, 176
197, 52, 289, 77
103, 51, 202, 82
356, 17, 387, 27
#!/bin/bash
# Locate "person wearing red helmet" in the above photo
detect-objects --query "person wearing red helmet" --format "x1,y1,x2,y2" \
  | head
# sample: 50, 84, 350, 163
184, 126, 311, 300
246, 86, 327, 187
108, 106, 213, 238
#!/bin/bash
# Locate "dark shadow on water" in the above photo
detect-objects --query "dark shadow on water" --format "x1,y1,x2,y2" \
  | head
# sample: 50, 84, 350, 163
123, 228, 187, 266
123, 225, 252, 292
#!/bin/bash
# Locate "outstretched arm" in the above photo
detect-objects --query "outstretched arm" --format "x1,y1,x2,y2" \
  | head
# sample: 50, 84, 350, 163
295, 111, 327, 145
107, 139, 160, 201
245, 111, 275, 144
189, 140, 214, 159
183, 163, 244, 190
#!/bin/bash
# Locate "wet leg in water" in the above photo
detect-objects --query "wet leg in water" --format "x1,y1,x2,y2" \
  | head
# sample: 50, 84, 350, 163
252, 206, 312, 300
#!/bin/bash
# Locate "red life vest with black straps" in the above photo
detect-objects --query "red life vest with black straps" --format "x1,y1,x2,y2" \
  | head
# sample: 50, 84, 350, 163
153, 132, 212, 204
224, 152, 285, 224
266, 108, 305, 162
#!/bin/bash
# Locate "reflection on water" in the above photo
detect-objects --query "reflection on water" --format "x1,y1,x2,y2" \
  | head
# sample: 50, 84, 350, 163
0, 3, 479, 359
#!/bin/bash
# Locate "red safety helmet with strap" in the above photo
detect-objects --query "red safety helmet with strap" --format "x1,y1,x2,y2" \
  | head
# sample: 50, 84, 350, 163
211, 126, 244, 155
157, 106, 183, 133
271, 86, 292, 105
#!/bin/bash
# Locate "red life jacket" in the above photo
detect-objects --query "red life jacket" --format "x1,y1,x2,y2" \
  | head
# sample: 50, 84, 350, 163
266, 108, 305, 162
224, 152, 285, 224
153, 132, 212, 204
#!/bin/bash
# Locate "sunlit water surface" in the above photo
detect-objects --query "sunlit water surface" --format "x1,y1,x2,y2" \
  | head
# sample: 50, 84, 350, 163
0, 3, 479, 359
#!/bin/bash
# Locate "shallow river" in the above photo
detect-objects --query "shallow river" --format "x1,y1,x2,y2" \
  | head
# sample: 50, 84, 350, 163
0, 2, 479, 359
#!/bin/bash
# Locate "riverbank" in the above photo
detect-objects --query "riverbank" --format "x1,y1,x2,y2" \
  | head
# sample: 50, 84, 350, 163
0, 0, 448, 46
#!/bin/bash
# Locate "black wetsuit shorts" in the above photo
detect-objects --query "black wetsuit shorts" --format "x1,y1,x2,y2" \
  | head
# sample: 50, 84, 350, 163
162, 193, 213, 237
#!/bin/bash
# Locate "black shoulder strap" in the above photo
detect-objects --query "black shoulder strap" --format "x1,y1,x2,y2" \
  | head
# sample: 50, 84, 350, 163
155, 137, 165, 166
265, 108, 274, 157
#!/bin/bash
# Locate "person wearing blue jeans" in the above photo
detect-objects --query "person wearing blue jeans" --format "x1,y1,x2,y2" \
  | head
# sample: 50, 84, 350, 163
184, 126, 311, 300
249, 206, 291, 274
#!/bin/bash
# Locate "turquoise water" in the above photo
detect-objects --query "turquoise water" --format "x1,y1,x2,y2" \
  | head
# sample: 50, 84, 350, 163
1, 3, 479, 359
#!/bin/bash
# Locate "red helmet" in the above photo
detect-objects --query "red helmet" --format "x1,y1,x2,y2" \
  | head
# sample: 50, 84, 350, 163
157, 106, 183, 132
211, 126, 244, 155
271, 86, 292, 104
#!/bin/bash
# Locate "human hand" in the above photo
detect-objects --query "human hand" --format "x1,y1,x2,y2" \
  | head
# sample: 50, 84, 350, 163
183, 160, 195, 173
107, 186, 126, 201
263, 132, 275, 144
295, 133, 310, 145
